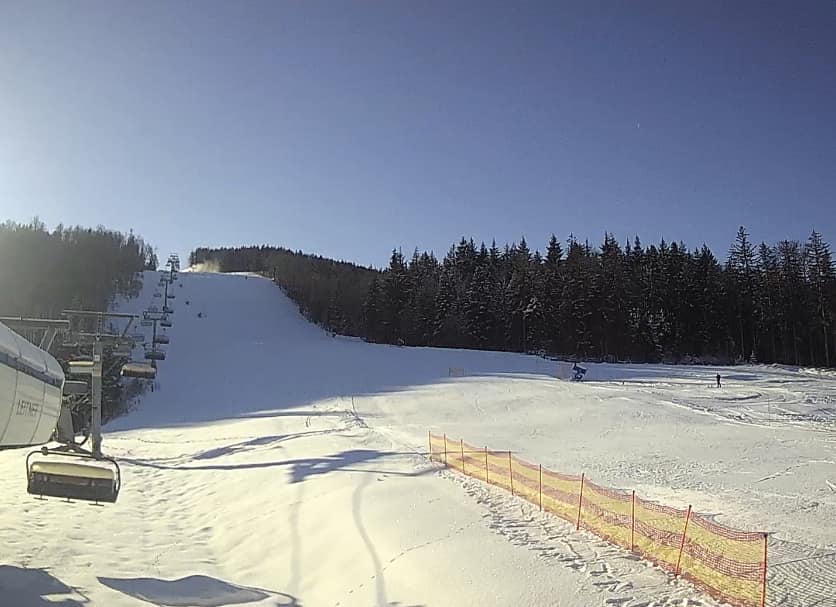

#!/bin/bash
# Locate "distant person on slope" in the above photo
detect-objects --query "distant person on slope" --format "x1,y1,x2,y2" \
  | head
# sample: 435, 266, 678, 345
716, 373, 721, 388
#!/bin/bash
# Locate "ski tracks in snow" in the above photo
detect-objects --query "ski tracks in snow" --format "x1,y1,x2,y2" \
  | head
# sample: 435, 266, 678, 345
348, 396, 716, 607
436, 470, 716, 607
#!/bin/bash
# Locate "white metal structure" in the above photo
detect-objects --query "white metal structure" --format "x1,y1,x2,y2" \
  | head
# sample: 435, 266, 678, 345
0, 321, 64, 448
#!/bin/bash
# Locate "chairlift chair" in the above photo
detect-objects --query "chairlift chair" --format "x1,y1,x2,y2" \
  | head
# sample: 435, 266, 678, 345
27, 448, 120, 504
121, 361, 157, 379
153, 292, 162, 298
160, 319, 172, 328
62, 380, 89, 396
153, 334, 169, 345
166, 293, 175, 299
140, 319, 152, 327
162, 306, 174, 314
111, 345, 132, 358
144, 349, 166, 361
68, 360, 94, 377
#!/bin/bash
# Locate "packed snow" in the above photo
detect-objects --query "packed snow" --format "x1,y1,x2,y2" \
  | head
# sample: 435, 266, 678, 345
1, 270, 833, 606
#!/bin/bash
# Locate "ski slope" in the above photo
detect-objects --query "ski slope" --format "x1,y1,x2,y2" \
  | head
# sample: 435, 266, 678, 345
1, 270, 834, 606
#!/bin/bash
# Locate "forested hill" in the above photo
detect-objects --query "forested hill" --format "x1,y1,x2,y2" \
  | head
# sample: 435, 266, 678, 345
190, 227, 835, 368
189, 246, 377, 337
0, 219, 157, 317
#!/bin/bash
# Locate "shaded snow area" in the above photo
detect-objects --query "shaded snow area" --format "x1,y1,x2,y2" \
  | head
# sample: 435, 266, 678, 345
2, 271, 834, 606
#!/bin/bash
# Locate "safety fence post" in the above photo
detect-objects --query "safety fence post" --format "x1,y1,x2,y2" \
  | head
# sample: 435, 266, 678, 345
538, 464, 543, 511
576, 473, 585, 531
460, 439, 466, 475
443, 433, 447, 467
508, 451, 514, 496
675, 505, 692, 577
484, 447, 489, 484
630, 490, 636, 551
428, 430, 431, 460
761, 533, 768, 607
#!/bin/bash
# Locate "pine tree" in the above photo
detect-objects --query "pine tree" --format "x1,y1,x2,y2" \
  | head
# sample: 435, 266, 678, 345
728, 226, 758, 360
805, 231, 834, 366
542, 235, 564, 352
465, 264, 496, 347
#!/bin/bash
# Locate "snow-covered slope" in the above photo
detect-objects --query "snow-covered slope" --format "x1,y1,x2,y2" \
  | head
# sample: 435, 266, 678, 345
1, 270, 833, 606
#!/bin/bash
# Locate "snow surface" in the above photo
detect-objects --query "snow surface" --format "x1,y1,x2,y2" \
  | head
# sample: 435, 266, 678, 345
1, 270, 834, 606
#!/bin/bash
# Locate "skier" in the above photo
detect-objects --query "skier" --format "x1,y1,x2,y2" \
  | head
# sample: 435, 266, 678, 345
716, 373, 721, 388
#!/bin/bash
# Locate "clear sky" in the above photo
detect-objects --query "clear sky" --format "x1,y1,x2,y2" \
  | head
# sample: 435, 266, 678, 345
1, 1, 834, 268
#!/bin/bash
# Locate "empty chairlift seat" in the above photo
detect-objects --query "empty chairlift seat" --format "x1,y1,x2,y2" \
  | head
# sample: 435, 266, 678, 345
144, 350, 166, 361
121, 362, 157, 379
67, 359, 94, 377
153, 334, 169, 345
62, 380, 89, 395
111, 345, 132, 358
27, 450, 120, 503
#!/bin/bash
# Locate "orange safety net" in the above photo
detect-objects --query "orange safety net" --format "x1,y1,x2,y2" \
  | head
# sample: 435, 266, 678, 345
428, 432, 766, 607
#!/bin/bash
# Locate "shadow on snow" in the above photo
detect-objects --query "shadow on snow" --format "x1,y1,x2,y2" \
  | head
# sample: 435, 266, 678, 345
0, 565, 86, 607
98, 574, 299, 606
122, 448, 435, 483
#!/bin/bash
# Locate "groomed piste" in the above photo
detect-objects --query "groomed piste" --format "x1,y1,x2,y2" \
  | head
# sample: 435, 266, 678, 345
2, 270, 833, 606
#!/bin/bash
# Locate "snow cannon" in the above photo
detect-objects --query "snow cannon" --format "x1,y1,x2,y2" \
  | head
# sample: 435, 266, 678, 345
27, 448, 120, 504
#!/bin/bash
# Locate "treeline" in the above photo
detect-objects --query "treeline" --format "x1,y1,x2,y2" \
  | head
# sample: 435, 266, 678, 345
0, 218, 157, 423
189, 246, 377, 335
0, 218, 157, 317
191, 227, 835, 368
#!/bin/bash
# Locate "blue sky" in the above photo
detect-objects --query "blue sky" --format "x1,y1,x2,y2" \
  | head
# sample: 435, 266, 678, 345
1, 1, 834, 268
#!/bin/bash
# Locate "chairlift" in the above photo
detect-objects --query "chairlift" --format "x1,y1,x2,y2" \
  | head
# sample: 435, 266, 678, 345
62, 380, 89, 396
153, 334, 169, 345
153, 292, 162, 298
27, 448, 120, 504
162, 306, 174, 314
121, 362, 157, 379
160, 319, 172, 328
131, 333, 145, 341
111, 347, 132, 358
166, 293, 175, 299
147, 305, 159, 313
144, 350, 166, 361
140, 319, 152, 327
68, 360, 94, 376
